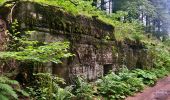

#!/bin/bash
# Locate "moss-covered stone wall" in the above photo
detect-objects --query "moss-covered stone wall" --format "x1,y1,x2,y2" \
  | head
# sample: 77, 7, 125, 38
0, 1, 154, 82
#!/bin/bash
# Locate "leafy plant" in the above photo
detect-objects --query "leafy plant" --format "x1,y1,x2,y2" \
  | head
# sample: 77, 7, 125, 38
151, 67, 168, 78
0, 76, 19, 100
97, 72, 130, 100
72, 77, 94, 100
0, 42, 73, 63
0, 19, 73, 65
26, 73, 74, 100
126, 77, 144, 93
132, 69, 157, 85
118, 68, 144, 93
96, 66, 169, 100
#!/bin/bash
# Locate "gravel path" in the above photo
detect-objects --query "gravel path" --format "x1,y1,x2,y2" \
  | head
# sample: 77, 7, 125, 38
126, 75, 170, 100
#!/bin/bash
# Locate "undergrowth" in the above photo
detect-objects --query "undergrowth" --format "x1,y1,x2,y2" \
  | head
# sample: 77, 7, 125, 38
96, 67, 168, 100
0, 76, 28, 100
25, 73, 73, 100
24, 67, 169, 100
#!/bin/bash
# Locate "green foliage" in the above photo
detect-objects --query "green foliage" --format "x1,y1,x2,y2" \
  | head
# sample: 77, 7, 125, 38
24, 67, 169, 100
113, 19, 146, 41
30, 0, 146, 41
96, 67, 168, 100
97, 73, 131, 99
163, 38, 170, 46
0, 42, 73, 63
0, 76, 18, 100
26, 75, 95, 100
151, 67, 168, 78
32, 0, 95, 15
147, 42, 170, 71
7, 19, 40, 51
132, 69, 157, 85
96, 71, 143, 99
72, 77, 94, 100
0, 19, 74, 99
26, 73, 74, 100
0, 1, 169, 100
113, 0, 156, 20
0, 19, 73, 64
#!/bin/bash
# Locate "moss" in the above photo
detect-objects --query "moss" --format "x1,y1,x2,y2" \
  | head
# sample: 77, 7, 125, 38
112, 46, 118, 54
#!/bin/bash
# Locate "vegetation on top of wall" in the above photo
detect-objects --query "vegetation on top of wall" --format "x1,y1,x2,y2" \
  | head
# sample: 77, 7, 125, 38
24, 0, 147, 42
0, 0, 154, 42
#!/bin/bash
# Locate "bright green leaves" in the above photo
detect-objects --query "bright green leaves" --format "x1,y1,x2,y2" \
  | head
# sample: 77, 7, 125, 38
0, 19, 73, 64
33, 0, 94, 15
96, 67, 168, 100
73, 77, 94, 100
132, 69, 157, 85
0, 42, 73, 63
26, 73, 73, 100
0, 76, 23, 100
96, 70, 143, 99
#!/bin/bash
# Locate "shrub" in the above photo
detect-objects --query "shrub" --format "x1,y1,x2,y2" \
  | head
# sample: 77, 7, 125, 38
26, 73, 74, 100
96, 67, 167, 100
152, 67, 168, 78
72, 77, 94, 100
97, 72, 131, 100
132, 69, 157, 85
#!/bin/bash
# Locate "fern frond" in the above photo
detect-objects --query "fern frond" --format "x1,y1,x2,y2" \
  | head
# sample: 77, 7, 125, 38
0, 83, 18, 99
0, 77, 18, 85
0, 94, 8, 100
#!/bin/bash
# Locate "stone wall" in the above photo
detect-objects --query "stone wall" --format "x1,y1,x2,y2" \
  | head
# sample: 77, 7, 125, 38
0, 1, 154, 82
0, 18, 7, 51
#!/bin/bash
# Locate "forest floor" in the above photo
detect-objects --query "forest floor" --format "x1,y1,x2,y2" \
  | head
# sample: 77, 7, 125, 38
126, 75, 170, 100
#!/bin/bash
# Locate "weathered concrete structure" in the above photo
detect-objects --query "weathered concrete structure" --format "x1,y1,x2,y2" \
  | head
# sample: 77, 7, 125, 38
0, 1, 153, 82
0, 18, 7, 51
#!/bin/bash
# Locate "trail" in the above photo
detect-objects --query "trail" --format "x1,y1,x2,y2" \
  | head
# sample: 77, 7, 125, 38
126, 75, 170, 100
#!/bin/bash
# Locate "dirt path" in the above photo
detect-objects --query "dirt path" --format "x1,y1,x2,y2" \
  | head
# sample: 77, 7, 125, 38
126, 75, 170, 100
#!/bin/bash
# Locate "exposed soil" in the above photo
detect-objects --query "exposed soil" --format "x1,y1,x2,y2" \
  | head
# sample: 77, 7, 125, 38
126, 75, 170, 100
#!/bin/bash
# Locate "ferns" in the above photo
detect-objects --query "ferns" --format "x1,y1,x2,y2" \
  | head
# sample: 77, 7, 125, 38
72, 77, 94, 100
0, 42, 73, 63
0, 94, 8, 100
96, 67, 168, 100
0, 76, 18, 100
0, 77, 18, 84
26, 73, 74, 100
